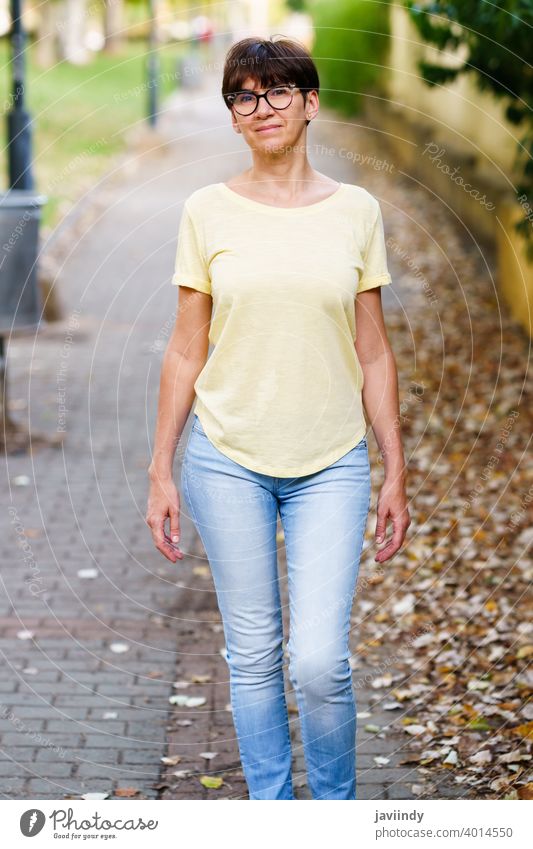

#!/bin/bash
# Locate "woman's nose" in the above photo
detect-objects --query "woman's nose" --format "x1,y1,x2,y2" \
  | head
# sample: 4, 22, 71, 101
256, 96, 275, 117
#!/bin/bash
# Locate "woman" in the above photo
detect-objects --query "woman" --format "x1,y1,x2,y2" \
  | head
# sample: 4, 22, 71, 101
146, 36, 410, 800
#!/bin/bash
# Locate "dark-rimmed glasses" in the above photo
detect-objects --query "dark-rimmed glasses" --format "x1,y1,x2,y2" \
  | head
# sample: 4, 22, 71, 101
225, 83, 299, 116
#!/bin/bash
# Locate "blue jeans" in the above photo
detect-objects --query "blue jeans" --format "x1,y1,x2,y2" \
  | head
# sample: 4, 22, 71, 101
180, 414, 371, 800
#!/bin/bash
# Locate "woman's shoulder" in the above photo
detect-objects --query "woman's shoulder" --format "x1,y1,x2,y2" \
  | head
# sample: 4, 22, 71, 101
342, 181, 381, 213
183, 183, 223, 210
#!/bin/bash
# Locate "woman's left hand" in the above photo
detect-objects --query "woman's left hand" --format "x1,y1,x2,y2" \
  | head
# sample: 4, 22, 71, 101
374, 477, 411, 562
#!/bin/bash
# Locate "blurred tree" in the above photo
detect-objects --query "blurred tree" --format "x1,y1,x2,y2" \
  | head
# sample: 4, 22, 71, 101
35, 0, 61, 68
34, 0, 90, 66
58, 0, 91, 63
103, 0, 125, 53
405, 0, 533, 253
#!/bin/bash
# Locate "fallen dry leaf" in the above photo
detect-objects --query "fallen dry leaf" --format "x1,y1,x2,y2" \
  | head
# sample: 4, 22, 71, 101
199, 775, 223, 789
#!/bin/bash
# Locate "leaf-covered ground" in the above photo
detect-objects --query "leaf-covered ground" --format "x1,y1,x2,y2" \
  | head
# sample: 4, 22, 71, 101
345, 148, 533, 799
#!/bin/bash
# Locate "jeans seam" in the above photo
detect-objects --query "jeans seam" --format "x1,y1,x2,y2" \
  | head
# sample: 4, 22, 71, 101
182, 462, 199, 527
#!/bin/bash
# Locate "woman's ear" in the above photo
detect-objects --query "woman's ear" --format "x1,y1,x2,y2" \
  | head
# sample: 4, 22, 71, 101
230, 111, 241, 134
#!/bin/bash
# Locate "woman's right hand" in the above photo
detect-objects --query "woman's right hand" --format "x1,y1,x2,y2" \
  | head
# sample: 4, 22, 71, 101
146, 475, 184, 563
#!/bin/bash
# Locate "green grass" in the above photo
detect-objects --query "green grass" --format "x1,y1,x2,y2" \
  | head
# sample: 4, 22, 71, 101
0, 39, 186, 228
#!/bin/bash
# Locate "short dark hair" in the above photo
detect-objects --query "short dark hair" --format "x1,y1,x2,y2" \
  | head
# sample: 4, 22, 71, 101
222, 35, 319, 127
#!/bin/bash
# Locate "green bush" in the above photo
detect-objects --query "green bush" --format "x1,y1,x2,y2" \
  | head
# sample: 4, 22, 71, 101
310, 0, 391, 115
405, 0, 533, 255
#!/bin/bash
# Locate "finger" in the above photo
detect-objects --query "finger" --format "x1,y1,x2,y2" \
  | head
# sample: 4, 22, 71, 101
161, 537, 183, 561
152, 517, 182, 562
163, 522, 183, 559
169, 503, 181, 544
374, 517, 408, 561
375, 508, 389, 544
374, 533, 398, 559
162, 535, 184, 560
390, 519, 406, 549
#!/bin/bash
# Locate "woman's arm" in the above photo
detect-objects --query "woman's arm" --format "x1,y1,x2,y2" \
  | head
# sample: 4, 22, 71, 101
146, 286, 212, 562
354, 287, 411, 562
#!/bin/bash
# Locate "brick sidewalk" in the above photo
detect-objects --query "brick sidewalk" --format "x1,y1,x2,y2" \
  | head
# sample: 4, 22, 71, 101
1, 60, 458, 801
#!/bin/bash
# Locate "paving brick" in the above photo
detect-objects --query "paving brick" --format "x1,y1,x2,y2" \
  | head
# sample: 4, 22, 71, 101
25, 778, 73, 796
357, 736, 400, 754
2, 706, 54, 720
82, 735, 155, 749
2, 731, 82, 749
0, 761, 31, 777
95, 684, 164, 696
87, 707, 150, 721
52, 697, 131, 708
74, 763, 126, 779
0, 779, 27, 795
72, 750, 121, 766
358, 767, 414, 784
0, 747, 38, 762
17, 762, 74, 779
0, 717, 46, 738
42, 709, 91, 721
125, 724, 166, 740
357, 784, 388, 800
0, 694, 55, 708
32, 748, 69, 762
45, 719, 127, 735
386, 783, 417, 799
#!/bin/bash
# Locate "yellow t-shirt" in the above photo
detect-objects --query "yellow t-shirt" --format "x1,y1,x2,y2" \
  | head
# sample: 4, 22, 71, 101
172, 181, 392, 477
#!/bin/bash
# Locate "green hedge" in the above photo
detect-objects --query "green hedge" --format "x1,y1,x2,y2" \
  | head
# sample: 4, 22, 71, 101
310, 0, 391, 115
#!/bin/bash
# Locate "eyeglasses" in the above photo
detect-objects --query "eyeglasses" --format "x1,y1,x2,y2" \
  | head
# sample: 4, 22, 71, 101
225, 83, 299, 116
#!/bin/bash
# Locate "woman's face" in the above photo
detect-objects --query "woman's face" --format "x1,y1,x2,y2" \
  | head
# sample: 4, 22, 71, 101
229, 76, 316, 151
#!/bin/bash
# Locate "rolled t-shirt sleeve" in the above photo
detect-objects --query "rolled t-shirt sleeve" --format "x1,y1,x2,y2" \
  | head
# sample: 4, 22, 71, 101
357, 200, 392, 293
171, 201, 211, 294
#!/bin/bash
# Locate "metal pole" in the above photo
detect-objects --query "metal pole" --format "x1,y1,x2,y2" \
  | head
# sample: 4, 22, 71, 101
147, 0, 159, 127
6, 0, 34, 190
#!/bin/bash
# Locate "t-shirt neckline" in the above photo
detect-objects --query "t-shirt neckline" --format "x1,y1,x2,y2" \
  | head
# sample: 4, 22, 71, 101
217, 181, 346, 213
